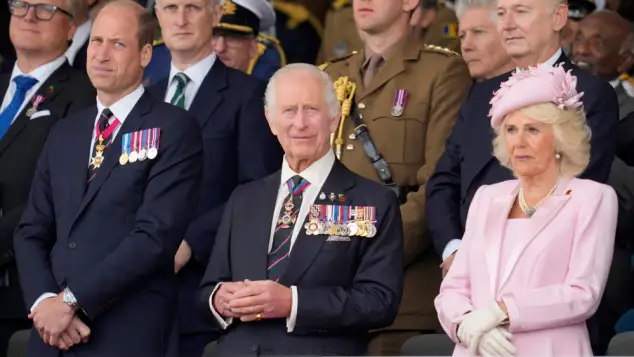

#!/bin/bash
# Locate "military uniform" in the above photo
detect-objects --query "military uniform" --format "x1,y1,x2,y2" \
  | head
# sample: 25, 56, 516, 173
273, 0, 323, 64
318, 1, 460, 64
143, 39, 171, 87
248, 33, 287, 81
321, 35, 472, 355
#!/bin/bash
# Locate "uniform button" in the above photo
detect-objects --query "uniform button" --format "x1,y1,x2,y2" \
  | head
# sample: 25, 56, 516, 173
349, 133, 356, 140
358, 113, 363, 119
358, 102, 366, 109
251, 345, 259, 352
68, 242, 77, 249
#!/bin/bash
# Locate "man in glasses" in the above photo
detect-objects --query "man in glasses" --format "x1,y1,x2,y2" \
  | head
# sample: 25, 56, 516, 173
0, 0, 95, 354
211, 0, 286, 81
148, 0, 282, 356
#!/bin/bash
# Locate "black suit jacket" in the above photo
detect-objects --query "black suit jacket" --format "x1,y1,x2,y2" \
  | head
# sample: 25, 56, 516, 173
0, 62, 95, 319
426, 52, 619, 256
148, 59, 283, 334
199, 160, 404, 356
72, 40, 89, 72
14, 91, 203, 357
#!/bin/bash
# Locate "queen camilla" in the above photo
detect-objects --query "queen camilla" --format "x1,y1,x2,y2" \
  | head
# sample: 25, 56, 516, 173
434, 64, 618, 357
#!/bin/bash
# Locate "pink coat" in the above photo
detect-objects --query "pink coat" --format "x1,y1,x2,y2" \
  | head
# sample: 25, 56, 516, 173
435, 178, 618, 357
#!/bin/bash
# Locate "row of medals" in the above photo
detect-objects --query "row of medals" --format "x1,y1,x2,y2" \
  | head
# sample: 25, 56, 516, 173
119, 146, 158, 165
303, 206, 377, 238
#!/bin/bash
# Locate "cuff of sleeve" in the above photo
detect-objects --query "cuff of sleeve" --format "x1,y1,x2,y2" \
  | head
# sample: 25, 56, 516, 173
30, 292, 57, 312
286, 286, 298, 333
209, 283, 233, 330
442, 239, 461, 260
500, 295, 520, 333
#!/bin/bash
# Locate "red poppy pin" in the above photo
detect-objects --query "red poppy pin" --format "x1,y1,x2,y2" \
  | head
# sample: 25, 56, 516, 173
338, 194, 346, 202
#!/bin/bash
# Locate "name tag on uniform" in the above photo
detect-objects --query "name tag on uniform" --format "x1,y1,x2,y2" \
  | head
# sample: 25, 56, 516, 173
119, 128, 161, 165
304, 204, 377, 238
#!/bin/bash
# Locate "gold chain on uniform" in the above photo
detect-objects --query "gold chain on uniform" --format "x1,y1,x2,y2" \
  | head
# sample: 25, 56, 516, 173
331, 76, 356, 159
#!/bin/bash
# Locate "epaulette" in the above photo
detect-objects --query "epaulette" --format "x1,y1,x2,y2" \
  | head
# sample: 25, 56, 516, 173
318, 51, 358, 71
152, 38, 164, 47
423, 44, 460, 57
257, 32, 280, 46
273, 1, 324, 37
620, 73, 634, 98
331, 0, 351, 10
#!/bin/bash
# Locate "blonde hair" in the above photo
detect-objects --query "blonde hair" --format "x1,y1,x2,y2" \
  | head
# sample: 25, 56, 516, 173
492, 102, 591, 178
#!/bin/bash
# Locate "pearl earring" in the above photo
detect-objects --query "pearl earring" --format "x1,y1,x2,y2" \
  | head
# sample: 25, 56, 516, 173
555, 153, 561, 160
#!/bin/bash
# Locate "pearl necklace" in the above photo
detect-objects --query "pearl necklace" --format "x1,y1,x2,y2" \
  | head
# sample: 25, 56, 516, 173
518, 176, 561, 218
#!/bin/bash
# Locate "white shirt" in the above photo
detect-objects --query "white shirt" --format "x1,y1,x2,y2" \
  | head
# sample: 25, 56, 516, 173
164, 53, 216, 110
0, 56, 67, 124
65, 19, 93, 66
208, 149, 336, 332
88, 85, 145, 163
30, 85, 146, 311
441, 48, 564, 261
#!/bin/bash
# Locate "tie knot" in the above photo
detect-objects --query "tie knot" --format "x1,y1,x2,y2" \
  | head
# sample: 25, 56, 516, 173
287, 175, 309, 196
174, 72, 190, 88
99, 108, 113, 132
13, 75, 38, 92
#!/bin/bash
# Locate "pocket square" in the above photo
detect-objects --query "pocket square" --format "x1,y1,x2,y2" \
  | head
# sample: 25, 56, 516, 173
326, 235, 350, 242
29, 110, 51, 119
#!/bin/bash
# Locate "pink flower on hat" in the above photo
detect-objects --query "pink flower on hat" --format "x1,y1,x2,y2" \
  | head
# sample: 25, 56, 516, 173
488, 64, 584, 129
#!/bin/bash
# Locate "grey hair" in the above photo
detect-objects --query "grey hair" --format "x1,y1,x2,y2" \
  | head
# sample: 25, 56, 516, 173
620, 26, 634, 55
264, 63, 341, 120
455, 0, 497, 22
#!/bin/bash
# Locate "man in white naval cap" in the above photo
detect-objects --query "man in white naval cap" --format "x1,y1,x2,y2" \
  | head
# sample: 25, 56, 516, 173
212, 0, 286, 81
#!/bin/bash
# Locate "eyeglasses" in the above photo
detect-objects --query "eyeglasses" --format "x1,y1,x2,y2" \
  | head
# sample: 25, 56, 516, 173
8, 0, 74, 21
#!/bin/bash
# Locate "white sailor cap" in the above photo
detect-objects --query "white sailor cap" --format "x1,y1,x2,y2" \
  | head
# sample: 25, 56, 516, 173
231, 0, 276, 33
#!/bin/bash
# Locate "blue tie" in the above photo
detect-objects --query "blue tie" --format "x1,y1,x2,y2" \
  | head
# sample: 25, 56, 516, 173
0, 75, 38, 140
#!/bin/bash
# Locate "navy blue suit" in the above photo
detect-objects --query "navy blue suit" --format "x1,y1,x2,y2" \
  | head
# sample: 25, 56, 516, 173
426, 52, 619, 256
13, 91, 203, 357
148, 59, 283, 354
199, 160, 404, 356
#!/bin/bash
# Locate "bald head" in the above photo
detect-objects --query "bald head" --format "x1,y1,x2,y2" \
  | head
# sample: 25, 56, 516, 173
572, 10, 633, 79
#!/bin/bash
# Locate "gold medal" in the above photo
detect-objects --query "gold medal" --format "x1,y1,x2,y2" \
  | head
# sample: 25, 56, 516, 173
119, 152, 129, 165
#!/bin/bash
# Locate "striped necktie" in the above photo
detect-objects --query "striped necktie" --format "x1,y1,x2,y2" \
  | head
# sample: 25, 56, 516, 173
169, 72, 190, 109
267, 175, 310, 281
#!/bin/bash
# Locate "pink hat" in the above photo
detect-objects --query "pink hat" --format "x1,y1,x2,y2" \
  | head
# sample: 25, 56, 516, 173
488, 64, 584, 130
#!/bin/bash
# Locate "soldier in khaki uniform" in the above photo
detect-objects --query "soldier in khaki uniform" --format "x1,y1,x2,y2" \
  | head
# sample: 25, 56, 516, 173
320, 0, 472, 354
318, 0, 460, 64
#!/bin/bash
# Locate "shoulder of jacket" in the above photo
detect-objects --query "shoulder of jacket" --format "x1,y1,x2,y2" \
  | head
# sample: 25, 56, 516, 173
318, 50, 358, 71
257, 33, 280, 45
421, 44, 461, 57
273, 1, 324, 35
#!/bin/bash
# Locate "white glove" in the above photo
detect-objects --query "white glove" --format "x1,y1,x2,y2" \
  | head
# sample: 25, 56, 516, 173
455, 302, 508, 355
478, 327, 516, 357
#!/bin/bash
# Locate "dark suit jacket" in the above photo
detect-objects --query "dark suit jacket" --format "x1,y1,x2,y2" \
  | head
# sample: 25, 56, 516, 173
199, 160, 404, 356
148, 59, 283, 334
13, 91, 203, 357
426, 52, 619, 256
0, 62, 95, 319
72, 40, 89, 72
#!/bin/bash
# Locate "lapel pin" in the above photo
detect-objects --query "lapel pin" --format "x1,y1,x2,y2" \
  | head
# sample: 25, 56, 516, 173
319, 192, 326, 200
329, 192, 336, 202
338, 194, 346, 202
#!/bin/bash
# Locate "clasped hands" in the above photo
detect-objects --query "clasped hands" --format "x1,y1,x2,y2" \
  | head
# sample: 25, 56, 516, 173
454, 302, 516, 357
28, 293, 90, 351
213, 280, 292, 322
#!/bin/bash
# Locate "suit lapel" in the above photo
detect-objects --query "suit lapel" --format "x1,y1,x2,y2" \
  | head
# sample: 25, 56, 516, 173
246, 172, 281, 280
188, 61, 227, 129
279, 161, 356, 286
497, 180, 572, 291
484, 189, 516, 296
72, 92, 153, 224
0, 62, 72, 156
358, 40, 419, 101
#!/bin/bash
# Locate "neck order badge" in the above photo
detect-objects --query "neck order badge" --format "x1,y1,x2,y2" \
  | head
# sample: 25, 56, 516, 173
91, 117, 121, 169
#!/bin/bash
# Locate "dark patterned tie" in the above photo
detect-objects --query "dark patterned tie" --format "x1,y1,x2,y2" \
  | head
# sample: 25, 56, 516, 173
267, 175, 310, 281
87, 109, 114, 183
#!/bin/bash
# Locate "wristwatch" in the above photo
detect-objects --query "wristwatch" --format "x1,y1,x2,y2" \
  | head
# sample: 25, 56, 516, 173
62, 287, 78, 310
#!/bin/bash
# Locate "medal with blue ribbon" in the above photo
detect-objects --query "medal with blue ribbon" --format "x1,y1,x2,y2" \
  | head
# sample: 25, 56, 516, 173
119, 133, 130, 165
391, 89, 408, 117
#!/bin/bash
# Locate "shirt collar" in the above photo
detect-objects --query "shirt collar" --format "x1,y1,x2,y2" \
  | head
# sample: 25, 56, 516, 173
280, 149, 335, 190
363, 37, 406, 68
66, 18, 93, 65
11, 56, 67, 83
541, 48, 563, 67
168, 53, 216, 87
96, 85, 145, 124
609, 77, 620, 88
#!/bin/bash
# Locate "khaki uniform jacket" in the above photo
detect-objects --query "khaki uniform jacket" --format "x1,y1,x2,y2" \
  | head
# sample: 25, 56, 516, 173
317, 5, 461, 64
322, 36, 472, 330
